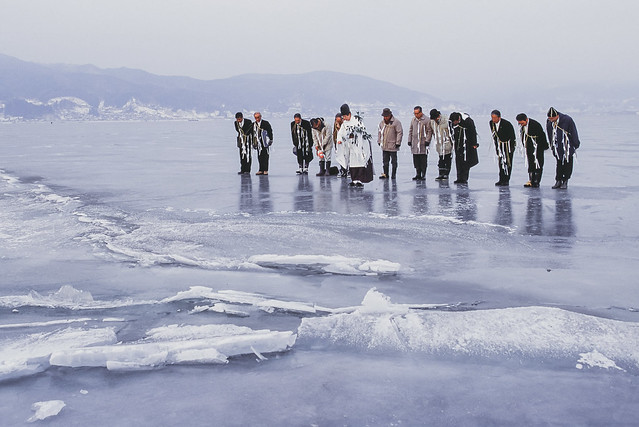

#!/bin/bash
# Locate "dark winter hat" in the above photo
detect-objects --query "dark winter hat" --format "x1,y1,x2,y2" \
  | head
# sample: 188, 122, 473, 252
235, 112, 243, 119
382, 108, 392, 117
449, 112, 461, 122
340, 104, 351, 116
547, 107, 559, 118
429, 108, 441, 120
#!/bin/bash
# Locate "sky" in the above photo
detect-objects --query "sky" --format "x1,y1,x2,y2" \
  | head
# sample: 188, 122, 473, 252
1, 0, 637, 103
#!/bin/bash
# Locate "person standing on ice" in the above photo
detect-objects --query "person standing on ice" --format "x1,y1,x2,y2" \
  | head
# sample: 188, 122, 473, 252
546, 107, 580, 189
253, 112, 273, 175
377, 108, 403, 179
234, 112, 253, 174
291, 113, 314, 174
336, 103, 374, 187
516, 113, 548, 188
429, 108, 453, 181
332, 113, 348, 177
489, 109, 517, 186
407, 106, 433, 181
449, 112, 479, 184
310, 117, 333, 176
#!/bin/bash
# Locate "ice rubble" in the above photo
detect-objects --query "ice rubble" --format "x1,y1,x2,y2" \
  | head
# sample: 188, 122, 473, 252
1, 323, 295, 381
0, 285, 151, 310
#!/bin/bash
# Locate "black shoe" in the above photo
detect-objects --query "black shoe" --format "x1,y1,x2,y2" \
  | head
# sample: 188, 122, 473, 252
412, 175, 420, 180
391, 175, 396, 179
552, 180, 562, 189
355, 182, 364, 187
435, 175, 445, 181
560, 180, 568, 189
454, 179, 467, 184
418, 176, 426, 181
238, 171, 244, 174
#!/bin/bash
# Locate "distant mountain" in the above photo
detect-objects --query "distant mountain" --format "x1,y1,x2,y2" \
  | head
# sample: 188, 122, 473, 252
0, 54, 441, 121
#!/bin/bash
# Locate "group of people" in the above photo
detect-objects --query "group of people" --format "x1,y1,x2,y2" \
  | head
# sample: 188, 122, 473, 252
234, 105, 580, 189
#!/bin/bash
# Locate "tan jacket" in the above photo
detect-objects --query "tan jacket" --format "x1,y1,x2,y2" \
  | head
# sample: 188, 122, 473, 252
377, 117, 403, 152
408, 114, 433, 154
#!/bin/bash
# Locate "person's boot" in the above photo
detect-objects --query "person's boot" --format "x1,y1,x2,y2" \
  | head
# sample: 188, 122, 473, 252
560, 179, 568, 189
524, 173, 533, 187
532, 171, 541, 188
316, 161, 326, 176
412, 170, 420, 180
552, 180, 562, 189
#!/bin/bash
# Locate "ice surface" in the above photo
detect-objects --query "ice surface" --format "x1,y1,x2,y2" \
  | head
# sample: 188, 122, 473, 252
27, 400, 65, 422
1, 118, 638, 425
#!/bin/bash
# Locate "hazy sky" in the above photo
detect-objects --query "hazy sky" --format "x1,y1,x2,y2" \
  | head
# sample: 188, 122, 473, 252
1, 0, 637, 102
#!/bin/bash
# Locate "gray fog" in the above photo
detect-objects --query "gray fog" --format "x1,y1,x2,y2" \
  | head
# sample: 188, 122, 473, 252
1, 0, 637, 103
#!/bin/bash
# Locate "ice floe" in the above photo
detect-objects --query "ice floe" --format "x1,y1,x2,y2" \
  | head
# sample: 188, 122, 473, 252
27, 400, 66, 422
298, 289, 639, 369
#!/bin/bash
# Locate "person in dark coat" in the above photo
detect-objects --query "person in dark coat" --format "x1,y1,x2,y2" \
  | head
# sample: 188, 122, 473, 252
489, 110, 517, 186
253, 112, 273, 175
516, 113, 548, 188
291, 113, 314, 174
234, 112, 253, 174
546, 107, 580, 189
449, 112, 479, 184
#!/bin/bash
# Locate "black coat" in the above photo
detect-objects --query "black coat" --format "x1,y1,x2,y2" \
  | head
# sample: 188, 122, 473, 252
546, 112, 580, 158
235, 119, 253, 148
490, 119, 516, 155
254, 119, 273, 149
291, 119, 314, 158
521, 118, 549, 153
451, 116, 479, 168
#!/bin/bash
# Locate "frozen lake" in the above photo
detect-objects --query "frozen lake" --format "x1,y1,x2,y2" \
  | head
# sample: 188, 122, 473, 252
1, 114, 638, 425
